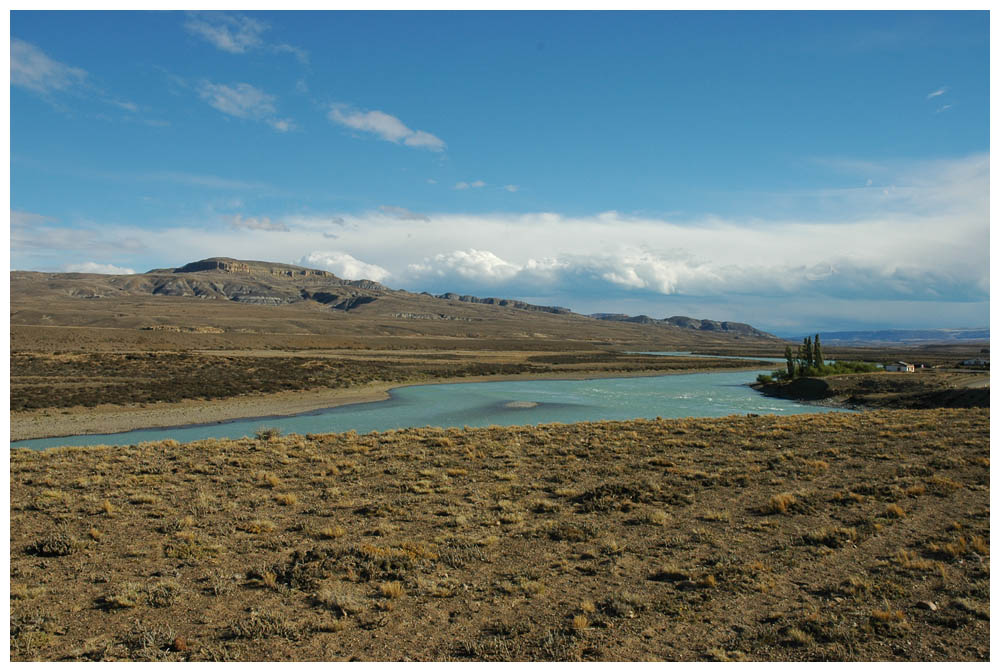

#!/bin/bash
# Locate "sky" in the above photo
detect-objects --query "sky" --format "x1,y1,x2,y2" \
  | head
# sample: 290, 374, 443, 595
8, 10, 990, 335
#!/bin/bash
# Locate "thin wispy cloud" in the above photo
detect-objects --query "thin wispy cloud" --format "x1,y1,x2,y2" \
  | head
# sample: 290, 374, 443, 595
926, 86, 948, 100
378, 205, 430, 221
198, 81, 275, 118
226, 214, 288, 232
10, 210, 56, 229
268, 118, 295, 132
328, 105, 445, 151
184, 12, 309, 63
503, 184, 519, 193
141, 172, 269, 190
107, 98, 138, 112
454, 180, 486, 190
10, 39, 86, 94
273, 43, 309, 64
936, 104, 953, 114
184, 12, 266, 54
197, 81, 293, 131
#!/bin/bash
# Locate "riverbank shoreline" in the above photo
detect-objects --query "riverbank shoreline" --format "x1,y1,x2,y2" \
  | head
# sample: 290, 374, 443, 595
11, 366, 767, 441
750, 370, 989, 412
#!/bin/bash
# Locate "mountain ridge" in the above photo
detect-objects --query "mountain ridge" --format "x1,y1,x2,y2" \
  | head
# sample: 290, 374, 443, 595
11, 257, 781, 343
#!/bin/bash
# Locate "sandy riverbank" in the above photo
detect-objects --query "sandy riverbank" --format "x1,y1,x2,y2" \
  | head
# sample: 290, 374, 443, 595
11, 367, 764, 441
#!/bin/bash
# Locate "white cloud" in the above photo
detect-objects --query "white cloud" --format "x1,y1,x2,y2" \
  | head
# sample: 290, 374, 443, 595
109, 98, 139, 112
140, 172, 269, 190
404, 130, 446, 150
299, 251, 391, 282
454, 180, 486, 190
504, 184, 519, 192
378, 205, 429, 221
268, 118, 295, 132
197, 81, 293, 132
926, 86, 948, 100
13, 155, 987, 332
184, 12, 267, 54
408, 249, 523, 283
328, 105, 445, 151
273, 43, 309, 64
226, 214, 288, 232
331, 108, 409, 141
63, 261, 136, 275
198, 81, 275, 119
11, 210, 56, 229
184, 12, 309, 63
10, 39, 87, 94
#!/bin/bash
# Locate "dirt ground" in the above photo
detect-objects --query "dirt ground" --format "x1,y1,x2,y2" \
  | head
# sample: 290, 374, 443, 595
10, 408, 989, 661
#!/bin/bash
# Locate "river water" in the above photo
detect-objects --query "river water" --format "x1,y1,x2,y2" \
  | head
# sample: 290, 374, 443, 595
12, 367, 844, 451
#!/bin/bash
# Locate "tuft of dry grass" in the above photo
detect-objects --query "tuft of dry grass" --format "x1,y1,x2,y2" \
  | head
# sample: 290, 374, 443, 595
274, 493, 298, 506
645, 509, 669, 526
245, 519, 276, 534
764, 493, 797, 515
885, 503, 906, 518
870, 608, 906, 623
379, 581, 406, 599
314, 525, 346, 540
316, 588, 364, 617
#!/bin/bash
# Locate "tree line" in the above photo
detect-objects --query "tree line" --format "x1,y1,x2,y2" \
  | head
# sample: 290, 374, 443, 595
757, 334, 878, 384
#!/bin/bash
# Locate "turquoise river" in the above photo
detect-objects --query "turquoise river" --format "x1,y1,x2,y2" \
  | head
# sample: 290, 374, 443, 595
12, 365, 845, 451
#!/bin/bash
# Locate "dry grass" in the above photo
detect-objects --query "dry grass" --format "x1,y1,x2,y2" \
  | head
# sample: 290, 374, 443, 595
9, 408, 990, 662
765, 492, 797, 515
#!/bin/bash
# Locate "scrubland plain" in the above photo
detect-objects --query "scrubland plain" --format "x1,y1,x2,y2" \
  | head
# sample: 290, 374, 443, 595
11, 409, 989, 661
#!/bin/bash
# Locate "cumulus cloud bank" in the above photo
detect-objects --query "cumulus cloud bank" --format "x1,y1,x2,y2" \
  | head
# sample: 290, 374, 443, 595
299, 251, 391, 282
63, 261, 136, 275
13, 155, 987, 331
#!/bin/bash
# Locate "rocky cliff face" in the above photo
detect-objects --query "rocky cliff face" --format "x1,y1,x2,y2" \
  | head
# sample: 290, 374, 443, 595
436, 293, 571, 315
171, 257, 338, 279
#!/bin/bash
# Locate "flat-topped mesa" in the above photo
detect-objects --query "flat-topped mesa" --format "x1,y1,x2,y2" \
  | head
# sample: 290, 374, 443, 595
171, 257, 338, 279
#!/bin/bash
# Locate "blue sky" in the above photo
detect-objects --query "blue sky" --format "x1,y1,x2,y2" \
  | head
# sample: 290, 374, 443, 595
9, 10, 990, 334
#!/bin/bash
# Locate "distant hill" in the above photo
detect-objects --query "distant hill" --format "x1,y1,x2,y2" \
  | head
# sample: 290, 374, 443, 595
808, 328, 990, 345
591, 313, 776, 340
10, 257, 780, 348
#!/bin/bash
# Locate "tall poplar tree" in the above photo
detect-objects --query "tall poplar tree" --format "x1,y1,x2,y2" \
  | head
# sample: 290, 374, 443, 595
813, 334, 824, 368
784, 345, 795, 378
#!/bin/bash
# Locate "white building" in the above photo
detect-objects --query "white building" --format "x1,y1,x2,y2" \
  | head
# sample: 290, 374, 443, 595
884, 361, 915, 372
